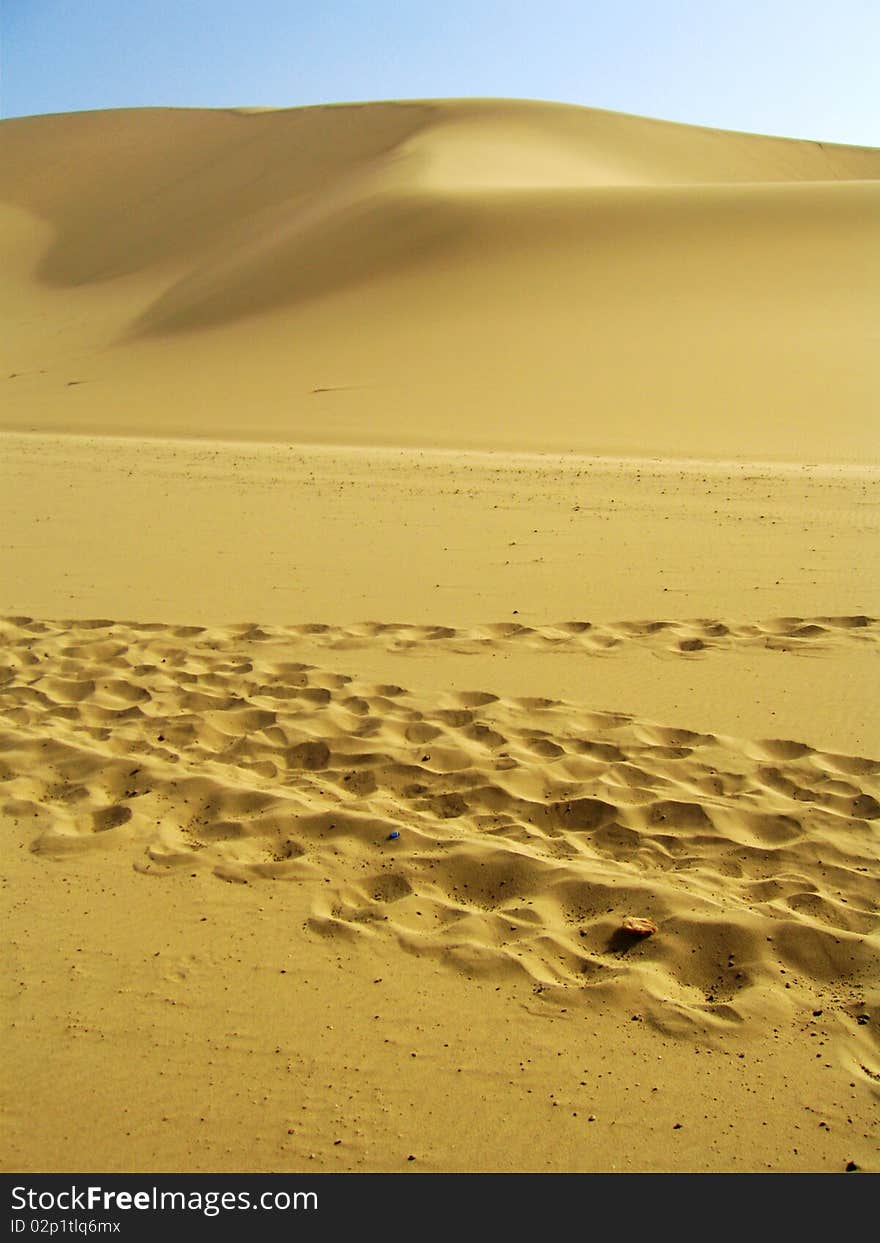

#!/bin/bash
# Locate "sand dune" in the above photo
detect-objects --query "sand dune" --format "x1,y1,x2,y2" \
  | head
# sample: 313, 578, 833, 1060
2, 100, 878, 457
1, 100, 878, 1174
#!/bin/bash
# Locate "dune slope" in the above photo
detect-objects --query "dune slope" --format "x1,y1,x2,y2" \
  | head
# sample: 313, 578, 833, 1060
1, 99, 878, 459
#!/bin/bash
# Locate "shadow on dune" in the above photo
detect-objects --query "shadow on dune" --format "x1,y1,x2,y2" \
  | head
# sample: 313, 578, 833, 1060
127, 185, 472, 337
0, 102, 430, 288
606, 926, 654, 954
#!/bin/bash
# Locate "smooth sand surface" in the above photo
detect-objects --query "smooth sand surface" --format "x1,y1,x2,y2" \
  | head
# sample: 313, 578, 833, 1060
1, 100, 878, 1174
2, 100, 879, 459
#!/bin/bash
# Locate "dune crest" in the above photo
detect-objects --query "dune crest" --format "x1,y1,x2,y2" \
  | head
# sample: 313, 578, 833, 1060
2, 100, 877, 459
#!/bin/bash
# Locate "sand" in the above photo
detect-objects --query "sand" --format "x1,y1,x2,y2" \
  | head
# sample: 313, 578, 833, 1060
0, 100, 878, 1174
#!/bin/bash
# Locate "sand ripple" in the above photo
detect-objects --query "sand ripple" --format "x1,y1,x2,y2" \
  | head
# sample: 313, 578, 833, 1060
1, 615, 877, 1039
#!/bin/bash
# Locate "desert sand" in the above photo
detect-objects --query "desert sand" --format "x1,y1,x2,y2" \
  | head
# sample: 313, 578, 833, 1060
0, 100, 878, 1174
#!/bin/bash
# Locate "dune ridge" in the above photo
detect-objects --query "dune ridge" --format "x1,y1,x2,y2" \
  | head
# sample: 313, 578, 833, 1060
2, 100, 878, 459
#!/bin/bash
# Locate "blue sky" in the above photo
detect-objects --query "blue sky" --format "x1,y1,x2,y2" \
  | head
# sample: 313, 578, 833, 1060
3, 1, 878, 145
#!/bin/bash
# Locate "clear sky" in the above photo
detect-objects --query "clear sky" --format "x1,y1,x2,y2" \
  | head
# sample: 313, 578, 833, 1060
3, 0, 878, 146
